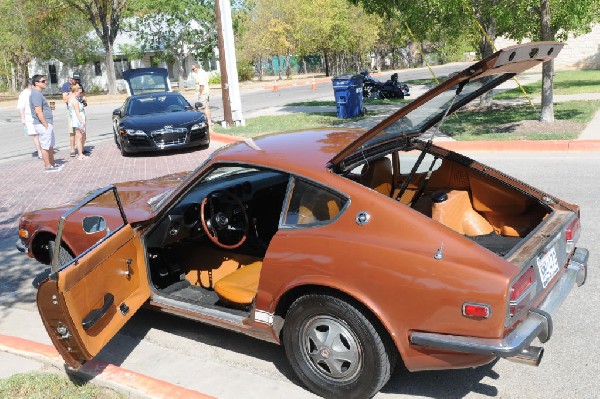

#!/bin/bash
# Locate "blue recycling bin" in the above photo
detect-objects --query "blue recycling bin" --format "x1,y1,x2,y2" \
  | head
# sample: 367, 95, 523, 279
332, 74, 364, 118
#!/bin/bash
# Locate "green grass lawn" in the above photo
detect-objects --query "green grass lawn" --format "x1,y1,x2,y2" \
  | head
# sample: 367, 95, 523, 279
213, 112, 351, 137
496, 70, 600, 99
215, 69, 600, 141
441, 100, 600, 140
0, 372, 123, 399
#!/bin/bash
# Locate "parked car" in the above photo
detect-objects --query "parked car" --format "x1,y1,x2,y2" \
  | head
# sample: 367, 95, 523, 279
112, 68, 210, 156
17, 42, 587, 399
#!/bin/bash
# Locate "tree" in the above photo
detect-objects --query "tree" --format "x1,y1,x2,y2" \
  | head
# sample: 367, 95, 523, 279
62, 0, 130, 95
0, 0, 99, 91
495, 0, 600, 122
236, 0, 381, 77
126, 0, 217, 89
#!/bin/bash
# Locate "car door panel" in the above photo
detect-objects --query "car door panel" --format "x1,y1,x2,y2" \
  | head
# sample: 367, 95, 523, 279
37, 225, 149, 368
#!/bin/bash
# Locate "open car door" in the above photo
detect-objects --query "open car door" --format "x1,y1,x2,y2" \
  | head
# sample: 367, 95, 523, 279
36, 186, 150, 369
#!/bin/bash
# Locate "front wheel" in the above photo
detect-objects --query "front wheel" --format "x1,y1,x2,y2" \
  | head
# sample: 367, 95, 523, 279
48, 240, 74, 266
283, 294, 395, 399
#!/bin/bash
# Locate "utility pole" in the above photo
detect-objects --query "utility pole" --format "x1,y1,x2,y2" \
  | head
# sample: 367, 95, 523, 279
215, 0, 244, 126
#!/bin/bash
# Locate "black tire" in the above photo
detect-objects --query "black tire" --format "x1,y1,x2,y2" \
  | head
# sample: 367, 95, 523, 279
119, 138, 128, 156
48, 240, 74, 266
283, 294, 394, 399
113, 125, 119, 145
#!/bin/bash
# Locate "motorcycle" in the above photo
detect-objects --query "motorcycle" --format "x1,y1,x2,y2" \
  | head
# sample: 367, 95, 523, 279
360, 70, 410, 100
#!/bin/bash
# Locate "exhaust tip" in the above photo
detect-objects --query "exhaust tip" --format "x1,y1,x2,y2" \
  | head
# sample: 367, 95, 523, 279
507, 346, 544, 366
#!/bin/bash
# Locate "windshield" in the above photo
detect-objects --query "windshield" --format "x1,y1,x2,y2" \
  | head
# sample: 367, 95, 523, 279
329, 42, 564, 171
128, 95, 190, 116
366, 74, 504, 148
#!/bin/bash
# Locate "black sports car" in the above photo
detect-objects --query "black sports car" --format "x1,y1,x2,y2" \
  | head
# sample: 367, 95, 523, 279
112, 68, 210, 156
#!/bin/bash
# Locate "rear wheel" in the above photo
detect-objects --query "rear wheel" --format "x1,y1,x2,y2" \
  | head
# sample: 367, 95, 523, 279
283, 294, 394, 399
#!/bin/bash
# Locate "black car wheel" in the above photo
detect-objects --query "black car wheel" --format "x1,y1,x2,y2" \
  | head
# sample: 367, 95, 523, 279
283, 294, 394, 399
48, 240, 74, 266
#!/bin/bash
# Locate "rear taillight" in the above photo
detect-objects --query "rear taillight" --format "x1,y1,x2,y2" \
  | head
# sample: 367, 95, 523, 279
462, 303, 491, 318
565, 217, 580, 253
510, 267, 535, 316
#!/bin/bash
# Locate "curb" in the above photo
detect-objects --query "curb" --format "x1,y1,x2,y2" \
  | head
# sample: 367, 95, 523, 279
211, 132, 600, 152
0, 334, 214, 399
436, 139, 600, 152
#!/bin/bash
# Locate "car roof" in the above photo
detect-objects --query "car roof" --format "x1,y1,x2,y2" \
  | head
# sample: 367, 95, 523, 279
210, 128, 364, 181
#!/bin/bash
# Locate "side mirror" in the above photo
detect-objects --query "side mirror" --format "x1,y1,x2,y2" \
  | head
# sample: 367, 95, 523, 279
195, 102, 204, 110
112, 108, 121, 117
82, 216, 108, 235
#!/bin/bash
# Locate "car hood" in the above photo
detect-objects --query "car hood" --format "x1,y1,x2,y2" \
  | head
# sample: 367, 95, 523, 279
121, 111, 206, 131
114, 171, 189, 223
329, 42, 564, 172
23, 172, 188, 227
122, 67, 171, 96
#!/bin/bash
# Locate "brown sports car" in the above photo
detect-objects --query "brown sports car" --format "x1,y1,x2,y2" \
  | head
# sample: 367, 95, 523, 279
17, 42, 588, 399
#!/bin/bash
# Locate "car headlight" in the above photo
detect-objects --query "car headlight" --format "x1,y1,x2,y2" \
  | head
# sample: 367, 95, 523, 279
191, 123, 206, 131
124, 129, 147, 136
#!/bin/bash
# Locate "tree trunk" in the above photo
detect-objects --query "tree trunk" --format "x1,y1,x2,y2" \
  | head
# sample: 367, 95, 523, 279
478, 13, 497, 109
324, 50, 330, 77
104, 41, 117, 95
540, 0, 554, 123
177, 55, 186, 91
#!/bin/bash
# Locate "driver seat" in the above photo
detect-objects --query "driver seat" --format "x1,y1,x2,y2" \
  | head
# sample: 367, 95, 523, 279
213, 261, 262, 307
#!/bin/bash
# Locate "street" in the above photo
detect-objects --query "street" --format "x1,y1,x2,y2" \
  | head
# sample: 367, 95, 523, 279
0, 63, 468, 164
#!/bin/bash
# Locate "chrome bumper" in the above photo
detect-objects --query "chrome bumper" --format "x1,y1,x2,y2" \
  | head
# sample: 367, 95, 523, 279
410, 247, 588, 359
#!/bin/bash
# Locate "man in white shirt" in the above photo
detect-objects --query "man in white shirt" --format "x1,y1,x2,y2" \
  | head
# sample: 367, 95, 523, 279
17, 78, 42, 159
191, 63, 213, 131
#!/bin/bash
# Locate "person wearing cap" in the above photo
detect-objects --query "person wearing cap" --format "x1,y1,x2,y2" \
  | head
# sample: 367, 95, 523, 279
61, 72, 87, 157
17, 78, 42, 159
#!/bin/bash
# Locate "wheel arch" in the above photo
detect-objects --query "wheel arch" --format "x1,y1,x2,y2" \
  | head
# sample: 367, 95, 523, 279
30, 230, 74, 265
273, 284, 400, 364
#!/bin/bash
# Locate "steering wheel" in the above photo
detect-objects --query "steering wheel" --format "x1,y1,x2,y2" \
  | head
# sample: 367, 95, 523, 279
200, 190, 249, 249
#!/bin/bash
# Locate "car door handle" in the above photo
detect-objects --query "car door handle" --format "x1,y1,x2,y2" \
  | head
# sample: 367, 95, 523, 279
82, 293, 114, 330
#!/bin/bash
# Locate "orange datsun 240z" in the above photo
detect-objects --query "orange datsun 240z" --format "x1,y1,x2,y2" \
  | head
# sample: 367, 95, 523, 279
17, 42, 588, 399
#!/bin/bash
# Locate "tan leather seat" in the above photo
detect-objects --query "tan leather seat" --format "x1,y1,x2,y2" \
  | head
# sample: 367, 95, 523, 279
431, 190, 494, 236
298, 193, 341, 225
214, 262, 262, 306
360, 158, 393, 196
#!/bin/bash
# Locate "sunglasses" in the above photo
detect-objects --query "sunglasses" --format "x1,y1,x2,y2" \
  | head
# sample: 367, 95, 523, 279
37, 80, 47, 84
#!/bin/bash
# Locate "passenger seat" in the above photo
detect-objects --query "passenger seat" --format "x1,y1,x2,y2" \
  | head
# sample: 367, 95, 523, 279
360, 158, 393, 196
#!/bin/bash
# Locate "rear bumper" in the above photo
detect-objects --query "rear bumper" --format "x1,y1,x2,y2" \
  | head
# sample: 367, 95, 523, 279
410, 247, 588, 358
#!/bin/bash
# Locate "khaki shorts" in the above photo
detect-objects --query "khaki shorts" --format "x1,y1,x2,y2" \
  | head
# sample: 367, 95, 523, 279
198, 94, 209, 108
34, 123, 55, 150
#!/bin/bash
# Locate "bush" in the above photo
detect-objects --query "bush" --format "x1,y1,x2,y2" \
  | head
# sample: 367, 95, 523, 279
208, 73, 221, 85
237, 61, 254, 82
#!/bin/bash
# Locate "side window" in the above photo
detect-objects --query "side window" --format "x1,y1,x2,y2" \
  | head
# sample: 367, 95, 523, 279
283, 179, 347, 227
